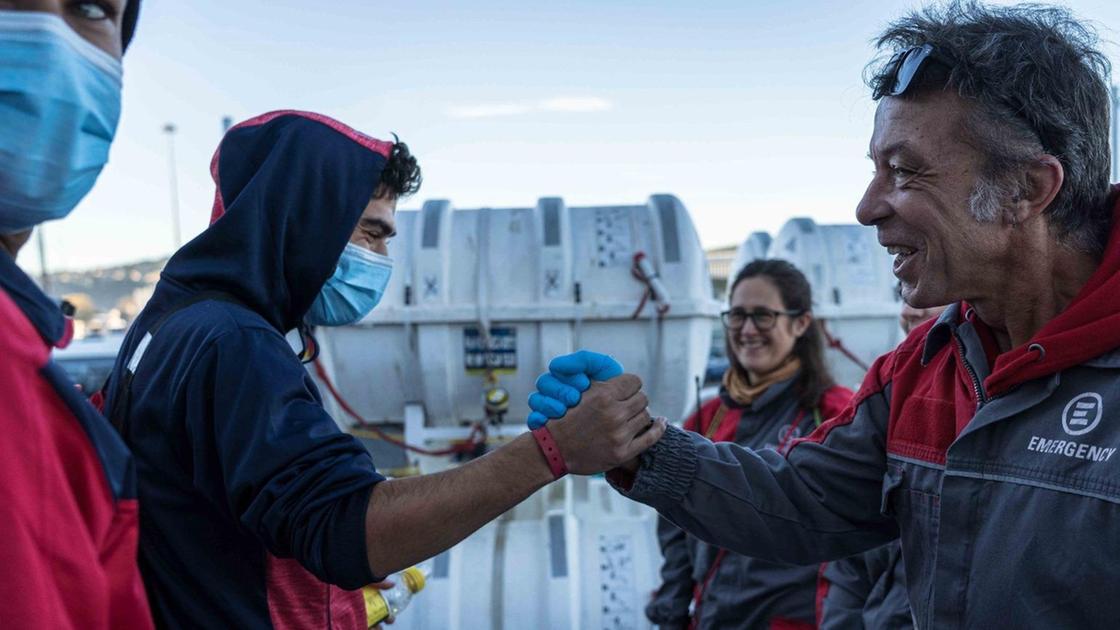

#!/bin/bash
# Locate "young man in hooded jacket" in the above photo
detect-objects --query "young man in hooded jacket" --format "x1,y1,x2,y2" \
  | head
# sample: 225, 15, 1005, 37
530, 4, 1120, 628
102, 110, 665, 628
0, 2, 152, 629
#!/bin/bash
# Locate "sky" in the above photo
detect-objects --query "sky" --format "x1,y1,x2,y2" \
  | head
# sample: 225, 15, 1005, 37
18, 0, 1120, 275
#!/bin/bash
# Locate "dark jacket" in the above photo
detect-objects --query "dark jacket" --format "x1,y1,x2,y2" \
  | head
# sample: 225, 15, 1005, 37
0, 251, 152, 629
646, 380, 852, 630
819, 541, 912, 630
103, 111, 394, 629
611, 193, 1120, 628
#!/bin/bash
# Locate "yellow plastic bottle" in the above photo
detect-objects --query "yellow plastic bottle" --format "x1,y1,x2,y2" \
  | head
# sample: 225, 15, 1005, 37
364, 566, 426, 627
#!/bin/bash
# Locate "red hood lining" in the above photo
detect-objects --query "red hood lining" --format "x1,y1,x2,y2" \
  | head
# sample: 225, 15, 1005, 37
207, 110, 394, 225
984, 186, 1120, 396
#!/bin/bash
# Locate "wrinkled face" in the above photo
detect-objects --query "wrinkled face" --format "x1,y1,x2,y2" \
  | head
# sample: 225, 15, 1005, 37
856, 91, 1009, 309
3, 0, 126, 57
349, 191, 397, 256
728, 276, 810, 379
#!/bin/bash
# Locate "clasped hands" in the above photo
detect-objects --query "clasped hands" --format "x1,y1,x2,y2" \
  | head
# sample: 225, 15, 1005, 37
526, 350, 665, 474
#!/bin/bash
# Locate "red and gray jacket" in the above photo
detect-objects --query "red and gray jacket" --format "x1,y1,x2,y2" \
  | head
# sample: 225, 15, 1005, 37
612, 196, 1120, 629
0, 251, 153, 629
647, 380, 851, 630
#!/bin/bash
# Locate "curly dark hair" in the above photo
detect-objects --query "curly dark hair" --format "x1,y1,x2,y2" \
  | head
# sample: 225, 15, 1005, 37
727, 259, 837, 411
377, 134, 422, 199
866, 1, 1113, 255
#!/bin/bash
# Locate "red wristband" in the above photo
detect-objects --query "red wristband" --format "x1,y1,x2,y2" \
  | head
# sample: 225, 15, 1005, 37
531, 425, 568, 479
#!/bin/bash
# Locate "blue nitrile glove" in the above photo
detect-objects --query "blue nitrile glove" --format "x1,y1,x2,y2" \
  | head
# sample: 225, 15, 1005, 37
550, 349, 624, 386
526, 350, 624, 429
527, 372, 586, 428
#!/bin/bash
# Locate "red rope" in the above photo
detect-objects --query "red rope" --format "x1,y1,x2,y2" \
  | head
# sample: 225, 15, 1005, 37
819, 320, 870, 372
312, 360, 485, 457
630, 286, 652, 319
630, 252, 670, 319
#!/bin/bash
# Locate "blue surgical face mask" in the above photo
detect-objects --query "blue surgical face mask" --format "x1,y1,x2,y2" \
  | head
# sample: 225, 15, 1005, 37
0, 11, 123, 235
306, 243, 394, 327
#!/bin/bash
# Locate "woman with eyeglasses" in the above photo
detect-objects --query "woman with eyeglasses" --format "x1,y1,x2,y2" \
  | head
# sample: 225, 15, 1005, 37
646, 259, 852, 630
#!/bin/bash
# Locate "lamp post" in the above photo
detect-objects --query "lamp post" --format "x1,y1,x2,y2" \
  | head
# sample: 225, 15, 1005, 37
36, 226, 50, 294
163, 123, 182, 249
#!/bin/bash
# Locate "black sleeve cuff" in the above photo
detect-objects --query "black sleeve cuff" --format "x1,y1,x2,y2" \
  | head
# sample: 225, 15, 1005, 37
324, 479, 382, 589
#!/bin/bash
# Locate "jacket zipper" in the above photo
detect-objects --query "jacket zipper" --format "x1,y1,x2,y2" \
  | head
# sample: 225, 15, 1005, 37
954, 334, 987, 409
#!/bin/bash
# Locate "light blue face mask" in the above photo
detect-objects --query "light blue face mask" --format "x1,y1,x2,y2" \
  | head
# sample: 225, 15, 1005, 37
306, 243, 394, 327
0, 11, 123, 235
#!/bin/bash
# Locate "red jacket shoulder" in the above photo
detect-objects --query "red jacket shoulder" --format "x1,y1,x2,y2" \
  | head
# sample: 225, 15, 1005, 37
0, 290, 50, 368
819, 385, 854, 418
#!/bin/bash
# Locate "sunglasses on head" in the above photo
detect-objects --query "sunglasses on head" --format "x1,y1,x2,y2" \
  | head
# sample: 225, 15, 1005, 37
883, 43, 1049, 151
886, 44, 946, 96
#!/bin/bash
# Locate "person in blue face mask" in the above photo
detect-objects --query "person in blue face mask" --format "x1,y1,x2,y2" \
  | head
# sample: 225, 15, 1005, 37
101, 110, 664, 629
305, 242, 395, 326
0, 2, 153, 629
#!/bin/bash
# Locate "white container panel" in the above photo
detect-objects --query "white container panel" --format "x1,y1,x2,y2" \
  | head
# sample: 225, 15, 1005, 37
316, 195, 720, 435
388, 479, 658, 630
316, 325, 417, 422
729, 217, 903, 390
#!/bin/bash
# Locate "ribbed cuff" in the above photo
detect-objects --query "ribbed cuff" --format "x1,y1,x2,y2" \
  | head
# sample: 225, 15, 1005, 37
609, 425, 697, 506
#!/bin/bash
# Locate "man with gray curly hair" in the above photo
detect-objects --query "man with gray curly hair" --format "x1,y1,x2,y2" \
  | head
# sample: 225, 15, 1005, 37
529, 2, 1120, 627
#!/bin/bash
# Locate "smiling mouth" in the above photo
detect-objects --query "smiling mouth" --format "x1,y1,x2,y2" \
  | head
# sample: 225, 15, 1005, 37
737, 338, 768, 350
886, 245, 917, 272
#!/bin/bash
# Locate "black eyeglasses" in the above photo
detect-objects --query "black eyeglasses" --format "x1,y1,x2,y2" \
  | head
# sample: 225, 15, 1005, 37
720, 307, 802, 331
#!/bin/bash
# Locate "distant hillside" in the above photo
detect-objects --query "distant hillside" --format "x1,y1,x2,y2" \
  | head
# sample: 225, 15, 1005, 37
46, 257, 168, 316
43, 244, 736, 317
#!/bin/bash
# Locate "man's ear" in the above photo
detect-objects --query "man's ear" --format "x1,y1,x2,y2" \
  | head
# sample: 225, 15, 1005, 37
1006, 155, 1063, 226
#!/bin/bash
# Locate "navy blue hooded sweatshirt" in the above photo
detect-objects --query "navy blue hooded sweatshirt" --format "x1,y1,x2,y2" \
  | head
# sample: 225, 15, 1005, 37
103, 111, 393, 629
